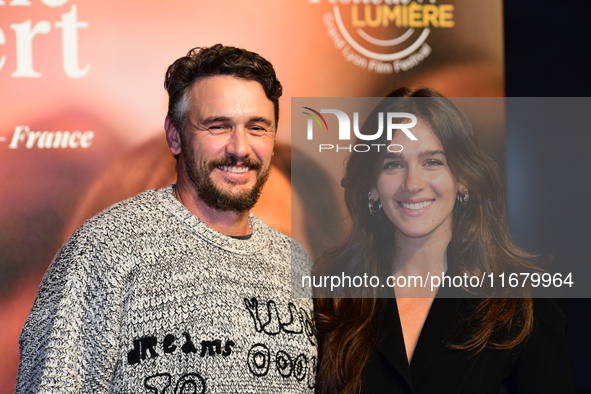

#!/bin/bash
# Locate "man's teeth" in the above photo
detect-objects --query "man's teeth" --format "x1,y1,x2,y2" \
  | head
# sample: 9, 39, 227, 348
220, 166, 249, 173
400, 200, 433, 210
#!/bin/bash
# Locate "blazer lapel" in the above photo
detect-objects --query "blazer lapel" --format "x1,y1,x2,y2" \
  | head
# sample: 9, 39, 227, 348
409, 286, 483, 390
409, 293, 466, 378
370, 247, 488, 392
375, 298, 414, 391
410, 245, 467, 380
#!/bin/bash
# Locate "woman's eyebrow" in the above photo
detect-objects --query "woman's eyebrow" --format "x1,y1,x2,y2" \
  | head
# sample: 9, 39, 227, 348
383, 152, 404, 159
383, 150, 445, 160
419, 149, 445, 158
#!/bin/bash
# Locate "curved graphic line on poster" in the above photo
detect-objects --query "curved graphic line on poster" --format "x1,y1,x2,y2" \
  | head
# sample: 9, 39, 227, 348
357, 27, 415, 46
333, 6, 430, 61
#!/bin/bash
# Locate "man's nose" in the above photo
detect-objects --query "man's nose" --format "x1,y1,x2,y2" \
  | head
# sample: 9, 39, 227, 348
225, 127, 252, 159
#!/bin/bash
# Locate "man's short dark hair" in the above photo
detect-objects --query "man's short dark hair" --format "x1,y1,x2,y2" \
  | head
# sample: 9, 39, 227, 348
164, 44, 283, 132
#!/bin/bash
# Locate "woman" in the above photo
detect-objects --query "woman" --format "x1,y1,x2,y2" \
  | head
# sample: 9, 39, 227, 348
314, 88, 574, 393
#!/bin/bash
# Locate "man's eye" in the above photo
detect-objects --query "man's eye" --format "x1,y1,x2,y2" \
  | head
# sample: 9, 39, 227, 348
248, 126, 267, 136
208, 125, 230, 134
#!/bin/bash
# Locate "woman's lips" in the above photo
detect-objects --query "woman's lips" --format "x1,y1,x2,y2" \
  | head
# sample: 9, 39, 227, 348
398, 200, 433, 210
397, 199, 434, 216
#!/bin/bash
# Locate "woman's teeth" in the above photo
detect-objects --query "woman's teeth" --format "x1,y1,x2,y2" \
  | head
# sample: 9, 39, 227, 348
400, 200, 433, 210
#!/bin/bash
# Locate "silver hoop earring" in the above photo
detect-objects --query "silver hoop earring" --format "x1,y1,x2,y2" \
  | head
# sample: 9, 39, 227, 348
456, 190, 469, 204
368, 192, 382, 216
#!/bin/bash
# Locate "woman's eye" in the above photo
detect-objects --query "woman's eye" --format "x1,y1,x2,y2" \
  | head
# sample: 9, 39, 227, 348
425, 159, 444, 166
383, 161, 403, 170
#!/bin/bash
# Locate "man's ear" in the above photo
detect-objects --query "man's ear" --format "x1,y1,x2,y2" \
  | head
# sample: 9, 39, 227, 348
165, 117, 182, 155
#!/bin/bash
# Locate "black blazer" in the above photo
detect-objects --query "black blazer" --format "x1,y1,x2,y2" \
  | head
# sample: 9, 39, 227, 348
361, 292, 575, 393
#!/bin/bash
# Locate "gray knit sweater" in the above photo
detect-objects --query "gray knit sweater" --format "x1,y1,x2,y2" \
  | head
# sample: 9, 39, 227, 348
17, 186, 316, 393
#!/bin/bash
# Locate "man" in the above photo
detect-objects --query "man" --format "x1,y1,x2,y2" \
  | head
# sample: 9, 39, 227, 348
17, 44, 316, 393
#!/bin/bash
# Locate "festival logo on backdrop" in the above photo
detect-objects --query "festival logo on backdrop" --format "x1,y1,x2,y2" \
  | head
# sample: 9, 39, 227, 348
312, 0, 455, 74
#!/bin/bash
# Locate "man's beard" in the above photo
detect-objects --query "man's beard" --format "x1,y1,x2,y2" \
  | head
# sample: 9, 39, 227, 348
181, 145, 270, 213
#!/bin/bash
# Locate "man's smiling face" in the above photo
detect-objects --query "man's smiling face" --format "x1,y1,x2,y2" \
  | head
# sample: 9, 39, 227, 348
176, 75, 276, 212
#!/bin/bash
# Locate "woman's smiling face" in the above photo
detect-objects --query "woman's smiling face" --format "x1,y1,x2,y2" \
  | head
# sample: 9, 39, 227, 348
372, 119, 461, 243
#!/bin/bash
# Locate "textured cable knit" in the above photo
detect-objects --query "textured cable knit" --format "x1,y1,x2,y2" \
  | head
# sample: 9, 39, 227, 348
17, 186, 316, 393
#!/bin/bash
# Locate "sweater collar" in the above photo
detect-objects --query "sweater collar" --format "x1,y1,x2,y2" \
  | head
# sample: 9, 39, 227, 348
155, 185, 270, 254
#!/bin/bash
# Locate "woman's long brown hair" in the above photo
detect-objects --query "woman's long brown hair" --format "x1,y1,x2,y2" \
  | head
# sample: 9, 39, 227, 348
314, 88, 536, 394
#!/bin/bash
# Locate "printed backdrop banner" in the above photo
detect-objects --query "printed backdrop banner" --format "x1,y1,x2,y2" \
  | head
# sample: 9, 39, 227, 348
0, 0, 503, 391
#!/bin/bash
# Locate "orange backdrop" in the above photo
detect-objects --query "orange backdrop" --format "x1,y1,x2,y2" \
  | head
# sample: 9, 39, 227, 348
0, 0, 503, 391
